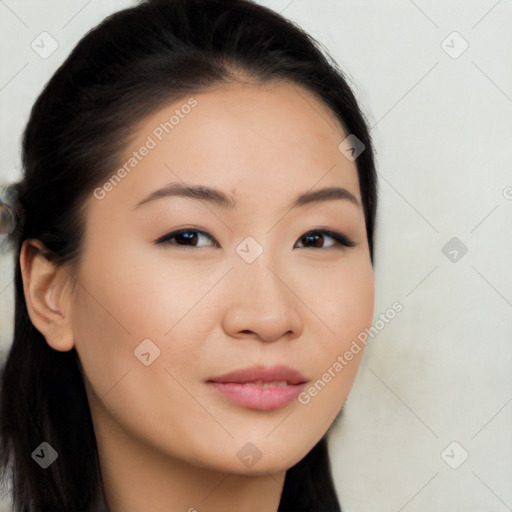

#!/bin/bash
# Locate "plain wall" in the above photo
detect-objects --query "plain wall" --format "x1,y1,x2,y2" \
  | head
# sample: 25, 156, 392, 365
0, 1, 511, 510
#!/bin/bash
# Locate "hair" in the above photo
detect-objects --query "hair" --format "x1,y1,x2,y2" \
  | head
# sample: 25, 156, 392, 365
0, 0, 378, 510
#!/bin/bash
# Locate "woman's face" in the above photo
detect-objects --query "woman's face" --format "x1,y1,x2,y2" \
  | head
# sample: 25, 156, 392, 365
71, 80, 374, 474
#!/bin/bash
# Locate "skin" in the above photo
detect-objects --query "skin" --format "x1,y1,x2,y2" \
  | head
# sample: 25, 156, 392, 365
21, 80, 375, 512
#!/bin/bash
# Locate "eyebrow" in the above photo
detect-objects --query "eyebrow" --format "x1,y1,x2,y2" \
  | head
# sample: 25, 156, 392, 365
134, 182, 360, 211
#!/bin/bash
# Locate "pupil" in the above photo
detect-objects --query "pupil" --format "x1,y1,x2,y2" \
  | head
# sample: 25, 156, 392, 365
305, 232, 322, 248
180, 232, 197, 245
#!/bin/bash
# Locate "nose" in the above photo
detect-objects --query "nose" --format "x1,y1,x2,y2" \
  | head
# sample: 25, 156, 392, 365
221, 255, 304, 343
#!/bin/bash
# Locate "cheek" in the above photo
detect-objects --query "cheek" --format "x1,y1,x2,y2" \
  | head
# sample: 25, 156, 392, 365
69, 242, 220, 411
294, 256, 374, 416
69, 247, 179, 399
302, 253, 375, 349
73, 246, 200, 340
69, 251, 210, 455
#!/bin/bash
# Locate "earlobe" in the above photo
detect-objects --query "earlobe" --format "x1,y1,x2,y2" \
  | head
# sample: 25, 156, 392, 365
20, 239, 75, 352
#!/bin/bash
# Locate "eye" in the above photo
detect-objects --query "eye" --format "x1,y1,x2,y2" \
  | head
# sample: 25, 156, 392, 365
294, 229, 356, 249
155, 228, 356, 250
154, 228, 219, 249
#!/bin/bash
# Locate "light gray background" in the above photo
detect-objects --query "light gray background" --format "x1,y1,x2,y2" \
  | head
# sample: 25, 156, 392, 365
1, 1, 511, 510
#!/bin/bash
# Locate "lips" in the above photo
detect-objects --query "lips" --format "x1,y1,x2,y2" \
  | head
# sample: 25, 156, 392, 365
206, 364, 308, 385
206, 365, 308, 411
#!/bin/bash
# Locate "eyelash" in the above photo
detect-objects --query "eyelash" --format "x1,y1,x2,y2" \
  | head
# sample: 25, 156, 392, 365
154, 228, 356, 250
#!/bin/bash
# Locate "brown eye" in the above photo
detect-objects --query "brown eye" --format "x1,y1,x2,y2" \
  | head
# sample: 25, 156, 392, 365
294, 229, 356, 249
155, 229, 218, 249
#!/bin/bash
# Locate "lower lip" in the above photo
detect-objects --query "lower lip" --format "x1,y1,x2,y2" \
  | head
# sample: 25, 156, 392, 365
207, 382, 306, 411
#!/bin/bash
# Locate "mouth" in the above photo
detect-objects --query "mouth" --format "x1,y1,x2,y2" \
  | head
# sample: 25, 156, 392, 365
206, 365, 308, 411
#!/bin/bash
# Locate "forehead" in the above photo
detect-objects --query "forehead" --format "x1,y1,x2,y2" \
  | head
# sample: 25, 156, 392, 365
166, 80, 348, 150
101, 80, 361, 213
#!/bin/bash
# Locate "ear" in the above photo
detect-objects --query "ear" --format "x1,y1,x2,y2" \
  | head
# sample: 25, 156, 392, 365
20, 239, 75, 352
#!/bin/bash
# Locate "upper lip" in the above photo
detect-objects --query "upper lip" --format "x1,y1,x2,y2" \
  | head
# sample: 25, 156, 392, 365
207, 364, 308, 385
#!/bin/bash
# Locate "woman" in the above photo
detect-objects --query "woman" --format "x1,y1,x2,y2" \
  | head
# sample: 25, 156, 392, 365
0, 0, 377, 510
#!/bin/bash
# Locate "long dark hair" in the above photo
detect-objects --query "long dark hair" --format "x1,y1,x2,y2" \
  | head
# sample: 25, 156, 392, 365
0, 0, 378, 510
